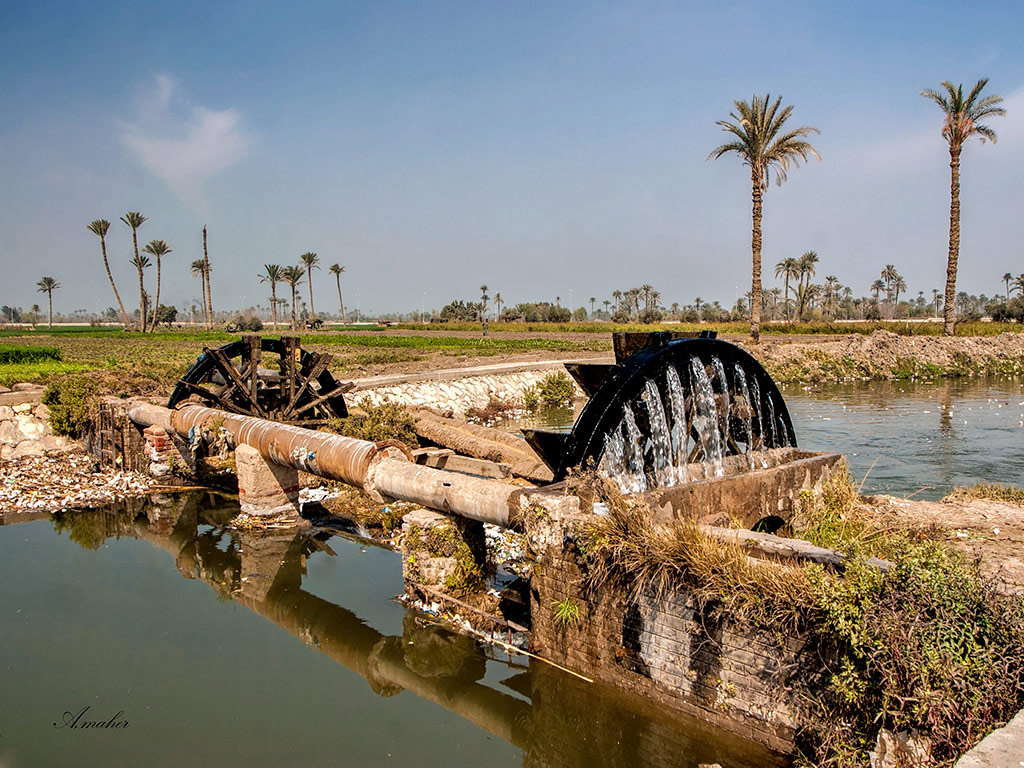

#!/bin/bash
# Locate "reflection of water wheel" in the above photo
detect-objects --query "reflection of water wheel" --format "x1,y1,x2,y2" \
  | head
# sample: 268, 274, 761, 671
168, 334, 351, 423
524, 332, 795, 488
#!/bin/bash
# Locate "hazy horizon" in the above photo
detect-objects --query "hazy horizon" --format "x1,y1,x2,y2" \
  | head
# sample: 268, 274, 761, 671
3, 1, 1023, 318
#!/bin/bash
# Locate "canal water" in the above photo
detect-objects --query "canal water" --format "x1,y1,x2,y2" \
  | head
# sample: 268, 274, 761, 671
0, 494, 786, 768
515, 376, 1024, 500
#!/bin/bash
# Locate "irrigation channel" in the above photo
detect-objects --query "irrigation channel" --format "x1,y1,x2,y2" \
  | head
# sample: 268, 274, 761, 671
0, 376, 1020, 767
515, 375, 1024, 501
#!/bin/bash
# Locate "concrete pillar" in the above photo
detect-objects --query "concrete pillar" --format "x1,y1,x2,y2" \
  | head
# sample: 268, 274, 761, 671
235, 444, 301, 520
401, 508, 486, 597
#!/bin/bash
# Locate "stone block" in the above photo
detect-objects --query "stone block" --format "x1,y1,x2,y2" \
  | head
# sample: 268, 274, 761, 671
401, 508, 485, 596
0, 419, 25, 444
12, 440, 45, 459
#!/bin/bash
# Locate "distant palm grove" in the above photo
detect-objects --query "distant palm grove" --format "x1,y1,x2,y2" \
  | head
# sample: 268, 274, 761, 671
0, 81, 1017, 332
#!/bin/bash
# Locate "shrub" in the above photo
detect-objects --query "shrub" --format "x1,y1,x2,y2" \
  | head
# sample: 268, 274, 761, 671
0, 345, 61, 364
537, 371, 576, 406
331, 398, 418, 446
42, 375, 98, 438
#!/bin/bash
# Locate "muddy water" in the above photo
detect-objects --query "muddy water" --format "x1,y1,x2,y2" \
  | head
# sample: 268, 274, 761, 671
512, 376, 1024, 500
0, 494, 786, 768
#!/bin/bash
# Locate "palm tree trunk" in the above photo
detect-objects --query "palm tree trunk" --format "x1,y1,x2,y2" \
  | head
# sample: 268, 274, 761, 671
783, 276, 790, 323
749, 176, 763, 343
271, 285, 278, 330
335, 275, 345, 323
47, 291, 53, 329
291, 286, 297, 330
132, 229, 146, 332
943, 147, 961, 336
151, 256, 162, 332
203, 226, 213, 329
307, 272, 316, 319
101, 236, 131, 328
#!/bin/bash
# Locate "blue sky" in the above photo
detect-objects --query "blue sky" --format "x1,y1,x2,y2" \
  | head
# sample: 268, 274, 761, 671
2, 0, 1023, 317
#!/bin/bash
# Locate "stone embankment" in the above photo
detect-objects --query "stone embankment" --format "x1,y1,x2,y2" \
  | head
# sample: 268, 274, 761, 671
0, 383, 75, 460
753, 330, 1024, 382
353, 365, 585, 416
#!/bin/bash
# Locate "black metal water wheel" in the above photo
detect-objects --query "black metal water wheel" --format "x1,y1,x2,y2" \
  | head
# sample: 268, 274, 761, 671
524, 332, 796, 485
168, 334, 351, 423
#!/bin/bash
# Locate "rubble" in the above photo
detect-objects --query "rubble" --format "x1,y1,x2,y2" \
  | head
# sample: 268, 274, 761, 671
0, 452, 158, 512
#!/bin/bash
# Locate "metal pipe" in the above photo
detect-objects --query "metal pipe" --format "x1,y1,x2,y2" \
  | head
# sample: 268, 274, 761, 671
128, 401, 523, 527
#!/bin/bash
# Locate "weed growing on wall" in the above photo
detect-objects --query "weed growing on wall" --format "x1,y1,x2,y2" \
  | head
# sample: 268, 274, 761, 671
42, 375, 98, 438
328, 398, 419, 446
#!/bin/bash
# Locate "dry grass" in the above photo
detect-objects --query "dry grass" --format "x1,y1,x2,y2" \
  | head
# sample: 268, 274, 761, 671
945, 482, 1024, 505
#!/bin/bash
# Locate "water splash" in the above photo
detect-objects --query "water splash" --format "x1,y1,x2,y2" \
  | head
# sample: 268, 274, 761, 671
665, 365, 689, 484
621, 404, 649, 492
689, 356, 724, 477
643, 378, 673, 486
732, 364, 758, 469
711, 357, 731, 453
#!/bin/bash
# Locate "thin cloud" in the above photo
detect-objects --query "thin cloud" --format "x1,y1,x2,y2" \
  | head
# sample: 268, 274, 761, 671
121, 74, 251, 206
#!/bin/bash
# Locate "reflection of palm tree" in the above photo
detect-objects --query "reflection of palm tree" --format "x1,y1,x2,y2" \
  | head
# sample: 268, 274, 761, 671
87, 219, 130, 328
938, 380, 954, 436
300, 252, 320, 320
328, 264, 346, 323
922, 79, 1005, 336
120, 211, 147, 330
142, 240, 172, 332
36, 276, 60, 328
259, 264, 283, 330
709, 95, 820, 342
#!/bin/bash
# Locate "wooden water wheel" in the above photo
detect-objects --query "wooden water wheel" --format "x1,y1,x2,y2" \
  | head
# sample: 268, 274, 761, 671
168, 334, 352, 423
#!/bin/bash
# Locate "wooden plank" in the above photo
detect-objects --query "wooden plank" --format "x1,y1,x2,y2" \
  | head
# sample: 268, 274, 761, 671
282, 352, 332, 416
418, 453, 512, 479
207, 347, 267, 417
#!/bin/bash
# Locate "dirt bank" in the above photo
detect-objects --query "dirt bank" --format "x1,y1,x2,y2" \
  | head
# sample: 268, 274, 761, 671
746, 330, 1024, 383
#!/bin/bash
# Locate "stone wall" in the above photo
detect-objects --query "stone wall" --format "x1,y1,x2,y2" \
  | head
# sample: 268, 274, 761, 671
355, 370, 584, 416
0, 385, 75, 460
522, 493, 821, 755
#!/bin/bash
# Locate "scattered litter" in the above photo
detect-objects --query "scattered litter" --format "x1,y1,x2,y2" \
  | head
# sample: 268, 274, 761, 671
0, 453, 157, 512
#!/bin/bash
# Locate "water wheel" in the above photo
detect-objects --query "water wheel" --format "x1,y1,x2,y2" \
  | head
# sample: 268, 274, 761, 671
168, 334, 352, 423
523, 331, 795, 489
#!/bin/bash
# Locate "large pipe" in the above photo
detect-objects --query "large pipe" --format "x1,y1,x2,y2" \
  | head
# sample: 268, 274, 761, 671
128, 401, 523, 527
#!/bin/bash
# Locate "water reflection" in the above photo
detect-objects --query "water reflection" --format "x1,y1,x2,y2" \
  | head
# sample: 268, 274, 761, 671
18, 494, 787, 768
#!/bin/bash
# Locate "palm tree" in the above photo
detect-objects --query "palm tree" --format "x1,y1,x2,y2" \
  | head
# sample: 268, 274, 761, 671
87, 219, 130, 328
36, 276, 60, 329
259, 264, 284, 330
768, 287, 783, 320
774, 257, 799, 322
190, 259, 209, 326
142, 240, 172, 332
871, 279, 886, 304
892, 273, 907, 313
202, 226, 213, 328
922, 79, 1006, 335
602, 299, 611, 316
299, 252, 320, 320
794, 251, 819, 320
589, 297, 596, 319
1003, 273, 1015, 301
823, 276, 841, 318
612, 290, 622, 312
1013, 274, 1024, 297
480, 285, 489, 320
494, 292, 503, 320
709, 95, 820, 342
328, 263, 346, 323
131, 254, 151, 327
120, 211, 148, 330
281, 266, 305, 330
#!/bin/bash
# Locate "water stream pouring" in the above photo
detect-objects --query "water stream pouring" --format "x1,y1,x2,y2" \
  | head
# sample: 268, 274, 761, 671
524, 332, 797, 491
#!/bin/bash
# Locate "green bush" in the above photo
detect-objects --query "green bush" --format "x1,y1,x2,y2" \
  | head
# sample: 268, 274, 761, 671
0, 345, 61, 364
42, 375, 98, 438
537, 371, 576, 406
332, 398, 418, 446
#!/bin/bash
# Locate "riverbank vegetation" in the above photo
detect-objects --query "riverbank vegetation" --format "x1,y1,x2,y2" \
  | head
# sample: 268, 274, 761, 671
580, 471, 1024, 767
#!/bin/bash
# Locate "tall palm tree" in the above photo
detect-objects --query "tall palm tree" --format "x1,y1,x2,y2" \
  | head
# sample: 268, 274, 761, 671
480, 285, 489, 321
494, 292, 503, 320
202, 226, 213, 328
281, 265, 305, 330
36, 276, 60, 329
259, 264, 284, 330
1013, 274, 1024, 297
709, 95, 820, 342
871, 279, 886, 304
328, 263, 346, 323
1003, 273, 1015, 301
774, 257, 799, 322
131, 254, 151, 327
120, 211, 148, 330
190, 259, 208, 326
922, 79, 1006, 336
589, 297, 596, 318
87, 219, 130, 328
602, 299, 611, 316
142, 240, 172, 332
299, 252, 320, 320
612, 290, 622, 312
892, 273, 907, 313
823, 276, 841, 318
794, 251, 819, 320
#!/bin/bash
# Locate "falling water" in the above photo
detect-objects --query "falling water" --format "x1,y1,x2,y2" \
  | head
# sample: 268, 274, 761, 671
711, 357, 731, 451
755, 376, 777, 447
600, 423, 628, 484
621, 405, 649, 492
643, 378, 673, 486
665, 366, 689, 484
689, 357, 724, 477
732, 365, 758, 469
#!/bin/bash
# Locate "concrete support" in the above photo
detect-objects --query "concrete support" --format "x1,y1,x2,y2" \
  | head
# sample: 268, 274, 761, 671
401, 508, 486, 597
235, 444, 301, 520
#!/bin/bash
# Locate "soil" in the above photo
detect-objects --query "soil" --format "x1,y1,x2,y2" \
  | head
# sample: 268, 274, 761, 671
860, 493, 1024, 594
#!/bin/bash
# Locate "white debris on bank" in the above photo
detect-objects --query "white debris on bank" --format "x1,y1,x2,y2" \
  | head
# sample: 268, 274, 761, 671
0, 452, 157, 512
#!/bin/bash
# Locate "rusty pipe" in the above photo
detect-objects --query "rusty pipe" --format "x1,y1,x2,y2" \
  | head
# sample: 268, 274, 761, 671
128, 401, 523, 527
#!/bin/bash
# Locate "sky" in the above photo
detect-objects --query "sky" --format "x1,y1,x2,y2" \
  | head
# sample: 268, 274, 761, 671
2, 0, 1024, 318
